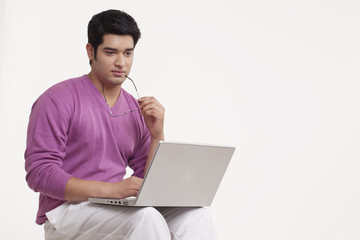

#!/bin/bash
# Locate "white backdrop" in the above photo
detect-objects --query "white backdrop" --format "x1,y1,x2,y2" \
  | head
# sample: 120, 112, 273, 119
1, 0, 360, 239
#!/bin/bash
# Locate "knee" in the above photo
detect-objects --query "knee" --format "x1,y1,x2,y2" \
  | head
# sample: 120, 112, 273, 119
130, 207, 171, 239
170, 208, 217, 240
188, 208, 214, 227
137, 207, 165, 223
192, 208, 217, 239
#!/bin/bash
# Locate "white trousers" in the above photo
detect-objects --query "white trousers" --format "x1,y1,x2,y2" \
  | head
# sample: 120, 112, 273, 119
44, 202, 217, 240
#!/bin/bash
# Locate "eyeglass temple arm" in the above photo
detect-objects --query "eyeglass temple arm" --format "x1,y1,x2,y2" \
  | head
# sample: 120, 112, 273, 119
125, 75, 140, 99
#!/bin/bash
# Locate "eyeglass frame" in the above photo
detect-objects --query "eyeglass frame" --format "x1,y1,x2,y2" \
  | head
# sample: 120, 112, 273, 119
108, 75, 141, 117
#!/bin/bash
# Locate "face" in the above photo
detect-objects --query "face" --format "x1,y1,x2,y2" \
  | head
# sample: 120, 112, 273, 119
87, 34, 135, 88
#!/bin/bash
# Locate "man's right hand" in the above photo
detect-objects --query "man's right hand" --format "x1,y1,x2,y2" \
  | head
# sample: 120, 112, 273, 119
64, 176, 143, 201
108, 176, 143, 199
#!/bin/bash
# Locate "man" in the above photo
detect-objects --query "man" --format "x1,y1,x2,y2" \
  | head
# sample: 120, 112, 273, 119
25, 9, 217, 239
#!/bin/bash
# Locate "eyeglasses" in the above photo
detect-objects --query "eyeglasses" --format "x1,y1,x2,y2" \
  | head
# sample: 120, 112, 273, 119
107, 75, 141, 117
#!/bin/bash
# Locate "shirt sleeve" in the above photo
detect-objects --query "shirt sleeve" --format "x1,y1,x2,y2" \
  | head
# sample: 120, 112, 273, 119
24, 92, 73, 200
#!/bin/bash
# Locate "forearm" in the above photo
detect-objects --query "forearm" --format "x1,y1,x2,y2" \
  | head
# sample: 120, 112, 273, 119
64, 176, 143, 201
64, 177, 110, 201
144, 134, 164, 176
137, 96, 165, 177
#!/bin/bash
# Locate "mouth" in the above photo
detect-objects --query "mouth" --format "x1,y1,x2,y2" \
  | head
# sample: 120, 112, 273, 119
112, 70, 126, 77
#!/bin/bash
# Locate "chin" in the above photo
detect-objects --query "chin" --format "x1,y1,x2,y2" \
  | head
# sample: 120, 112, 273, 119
109, 77, 125, 86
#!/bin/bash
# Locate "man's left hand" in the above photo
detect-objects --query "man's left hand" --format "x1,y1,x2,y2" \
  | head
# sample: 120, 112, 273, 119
138, 97, 165, 139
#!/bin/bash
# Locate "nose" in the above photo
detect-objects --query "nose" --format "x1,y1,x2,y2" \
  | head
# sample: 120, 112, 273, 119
114, 54, 126, 68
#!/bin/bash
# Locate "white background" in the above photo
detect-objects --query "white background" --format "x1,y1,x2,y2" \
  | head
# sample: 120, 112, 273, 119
1, 0, 360, 239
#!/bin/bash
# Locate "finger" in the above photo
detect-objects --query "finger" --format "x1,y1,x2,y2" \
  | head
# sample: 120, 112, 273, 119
140, 101, 162, 113
128, 176, 143, 186
138, 97, 163, 108
141, 106, 164, 119
138, 101, 155, 111
138, 96, 156, 102
139, 100, 164, 114
126, 189, 139, 197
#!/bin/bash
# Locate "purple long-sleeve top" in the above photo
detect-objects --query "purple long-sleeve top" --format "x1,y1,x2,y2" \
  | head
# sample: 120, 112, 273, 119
24, 75, 150, 224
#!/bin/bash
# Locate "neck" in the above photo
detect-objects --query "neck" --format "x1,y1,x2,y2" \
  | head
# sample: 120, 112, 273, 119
101, 83, 121, 107
88, 72, 121, 108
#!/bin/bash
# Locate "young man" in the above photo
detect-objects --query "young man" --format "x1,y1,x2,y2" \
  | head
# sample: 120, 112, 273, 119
25, 9, 217, 239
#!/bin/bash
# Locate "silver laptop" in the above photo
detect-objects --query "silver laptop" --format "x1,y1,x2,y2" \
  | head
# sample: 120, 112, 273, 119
88, 141, 235, 207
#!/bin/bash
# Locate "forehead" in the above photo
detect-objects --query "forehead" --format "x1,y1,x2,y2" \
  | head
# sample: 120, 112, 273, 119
100, 34, 134, 49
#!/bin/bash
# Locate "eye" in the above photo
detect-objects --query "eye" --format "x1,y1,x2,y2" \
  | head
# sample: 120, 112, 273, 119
105, 51, 116, 55
124, 51, 133, 56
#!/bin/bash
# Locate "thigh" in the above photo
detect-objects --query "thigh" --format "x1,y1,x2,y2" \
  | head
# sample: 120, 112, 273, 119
45, 202, 171, 240
157, 207, 217, 240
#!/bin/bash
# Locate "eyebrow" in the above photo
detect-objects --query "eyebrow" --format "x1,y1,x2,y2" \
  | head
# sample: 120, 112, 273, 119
103, 47, 134, 52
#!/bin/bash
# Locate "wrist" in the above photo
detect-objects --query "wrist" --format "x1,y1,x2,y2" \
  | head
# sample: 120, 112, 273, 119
151, 132, 164, 141
97, 182, 113, 198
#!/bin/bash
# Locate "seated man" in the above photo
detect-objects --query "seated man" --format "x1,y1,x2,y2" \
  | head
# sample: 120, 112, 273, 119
25, 9, 217, 239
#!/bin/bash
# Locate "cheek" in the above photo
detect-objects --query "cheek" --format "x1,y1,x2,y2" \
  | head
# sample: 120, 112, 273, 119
93, 62, 110, 77
126, 59, 134, 69
97, 59, 113, 70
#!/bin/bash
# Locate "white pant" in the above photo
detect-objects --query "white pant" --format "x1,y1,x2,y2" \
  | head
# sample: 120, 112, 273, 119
44, 202, 217, 240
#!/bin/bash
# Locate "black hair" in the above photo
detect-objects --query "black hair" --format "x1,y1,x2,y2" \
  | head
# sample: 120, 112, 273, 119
87, 9, 141, 64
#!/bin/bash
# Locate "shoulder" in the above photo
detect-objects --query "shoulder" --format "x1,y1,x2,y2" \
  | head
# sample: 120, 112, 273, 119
45, 75, 87, 99
37, 75, 89, 104
31, 75, 87, 117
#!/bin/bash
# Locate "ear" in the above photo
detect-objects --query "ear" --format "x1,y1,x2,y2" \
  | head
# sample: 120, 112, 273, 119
86, 43, 95, 62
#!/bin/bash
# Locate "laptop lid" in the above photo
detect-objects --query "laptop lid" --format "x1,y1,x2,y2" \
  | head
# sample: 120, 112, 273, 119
134, 141, 235, 206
